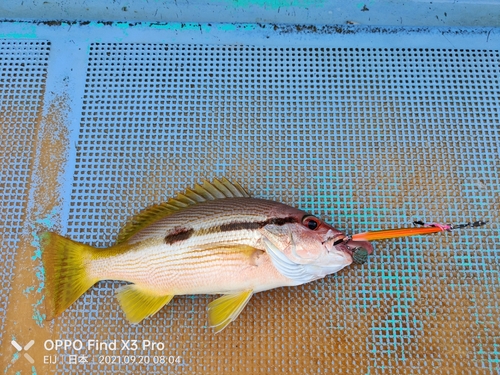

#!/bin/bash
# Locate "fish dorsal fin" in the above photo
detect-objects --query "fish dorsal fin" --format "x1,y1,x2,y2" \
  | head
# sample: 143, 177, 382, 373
116, 178, 250, 244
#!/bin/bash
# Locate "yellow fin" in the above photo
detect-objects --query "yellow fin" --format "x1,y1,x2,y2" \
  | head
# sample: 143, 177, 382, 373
116, 284, 174, 323
116, 178, 251, 244
196, 244, 264, 266
207, 290, 253, 333
198, 243, 261, 255
40, 232, 98, 320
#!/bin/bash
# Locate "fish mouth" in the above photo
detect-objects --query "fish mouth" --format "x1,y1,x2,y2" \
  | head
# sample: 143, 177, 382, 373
328, 235, 374, 256
344, 240, 374, 265
326, 232, 373, 256
325, 234, 374, 264
346, 240, 374, 255
326, 238, 374, 265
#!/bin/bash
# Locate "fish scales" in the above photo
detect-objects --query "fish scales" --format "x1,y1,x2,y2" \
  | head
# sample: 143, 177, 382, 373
88, 220, 288, 295
126, 198, 288, 243
41, 178, 373, 332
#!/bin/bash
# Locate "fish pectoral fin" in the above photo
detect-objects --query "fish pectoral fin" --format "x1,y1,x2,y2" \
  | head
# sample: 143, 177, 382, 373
198, 243, 261, 256
116, 285, 174, 324
207, 290, 253, 333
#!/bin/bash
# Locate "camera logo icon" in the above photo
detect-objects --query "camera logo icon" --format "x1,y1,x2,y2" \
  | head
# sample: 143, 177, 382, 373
11, 340, 35, 364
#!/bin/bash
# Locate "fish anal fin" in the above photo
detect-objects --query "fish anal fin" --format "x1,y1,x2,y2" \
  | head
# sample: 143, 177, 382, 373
116, 178, 251, 244
116, 285, 174, 324
207, 290, 253, 333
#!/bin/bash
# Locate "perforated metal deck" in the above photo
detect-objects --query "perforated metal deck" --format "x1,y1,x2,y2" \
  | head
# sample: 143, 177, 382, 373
0, 22, 499, 374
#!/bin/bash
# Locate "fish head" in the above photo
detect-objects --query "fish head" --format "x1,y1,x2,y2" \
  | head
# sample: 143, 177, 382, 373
261, 209, 373, 272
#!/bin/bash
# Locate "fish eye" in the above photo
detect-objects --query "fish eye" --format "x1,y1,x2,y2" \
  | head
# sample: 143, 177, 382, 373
302, 216, 320, 230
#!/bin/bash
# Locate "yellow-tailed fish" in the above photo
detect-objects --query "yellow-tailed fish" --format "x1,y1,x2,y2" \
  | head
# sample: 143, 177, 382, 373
41, 178, 373, 332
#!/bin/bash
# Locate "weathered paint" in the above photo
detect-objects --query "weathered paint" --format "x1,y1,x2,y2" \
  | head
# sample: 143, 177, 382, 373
1, 0, 500, 27
220, 0, 327, 10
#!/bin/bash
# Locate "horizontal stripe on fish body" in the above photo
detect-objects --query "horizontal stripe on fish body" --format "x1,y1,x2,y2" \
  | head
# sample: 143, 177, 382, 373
126, 197, 303, 244
88, 241, 290, 295
89, 228, 263, 275
217, 216, 298, 233
164, 227, 195, 245
164, 216, 298, 245
86, 197, 313, 295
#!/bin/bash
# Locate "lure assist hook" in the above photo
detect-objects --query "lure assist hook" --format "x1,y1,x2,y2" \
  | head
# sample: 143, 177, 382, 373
350, 219, 488, 242
345, 220, 488, 265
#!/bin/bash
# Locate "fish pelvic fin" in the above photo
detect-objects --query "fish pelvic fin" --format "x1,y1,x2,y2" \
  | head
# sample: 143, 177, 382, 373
41, 232, 99, 320
207, 290, 253, 333
116, 284, 174, 324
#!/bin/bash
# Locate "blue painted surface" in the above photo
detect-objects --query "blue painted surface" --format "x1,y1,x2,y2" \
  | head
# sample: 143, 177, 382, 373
0, 0, 500, 27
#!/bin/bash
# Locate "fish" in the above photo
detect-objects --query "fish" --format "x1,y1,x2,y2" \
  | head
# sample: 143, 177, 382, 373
40, 178, 374, 332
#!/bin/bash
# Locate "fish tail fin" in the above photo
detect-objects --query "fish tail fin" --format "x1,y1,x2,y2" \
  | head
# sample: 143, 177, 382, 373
40, 231, 99, 320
